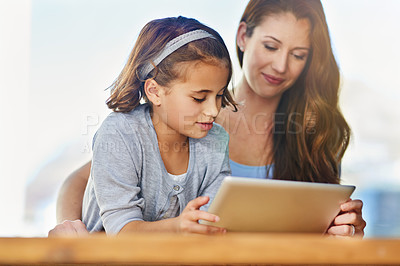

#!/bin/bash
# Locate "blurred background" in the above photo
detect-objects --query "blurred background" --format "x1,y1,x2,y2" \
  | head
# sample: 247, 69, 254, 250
0, 0, 399, 237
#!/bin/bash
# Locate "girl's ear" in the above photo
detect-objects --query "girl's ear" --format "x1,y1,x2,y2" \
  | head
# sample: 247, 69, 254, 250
236, 22, 248, 52
144, 79, 162, 106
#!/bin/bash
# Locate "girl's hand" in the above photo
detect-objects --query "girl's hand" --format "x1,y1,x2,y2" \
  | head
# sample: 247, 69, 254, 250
48, 219, 90, 237
175, 196, 226, 234
326, 199, 366, 238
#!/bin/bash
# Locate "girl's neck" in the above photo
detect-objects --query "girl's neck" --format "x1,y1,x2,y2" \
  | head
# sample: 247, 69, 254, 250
151, 111, 189, 175
151, 112, 189, 152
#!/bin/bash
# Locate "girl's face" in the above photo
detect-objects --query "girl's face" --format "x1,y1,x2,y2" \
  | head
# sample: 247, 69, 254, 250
238, 12, 311, 100
154, 61, 229, 140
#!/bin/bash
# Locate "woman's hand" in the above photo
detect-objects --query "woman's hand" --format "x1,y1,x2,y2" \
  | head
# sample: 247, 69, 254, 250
48, 219, 90, 237
326, 199, 366, 238
175, 196, 226, 234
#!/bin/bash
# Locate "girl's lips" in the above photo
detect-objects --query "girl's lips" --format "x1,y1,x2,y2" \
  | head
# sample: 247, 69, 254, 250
197, 122, 213, 131
263, 73, 284, 85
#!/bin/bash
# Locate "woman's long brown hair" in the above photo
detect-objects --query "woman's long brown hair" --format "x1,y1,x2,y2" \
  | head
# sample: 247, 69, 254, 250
238, 0, 350, 184
106, 16, 236, 113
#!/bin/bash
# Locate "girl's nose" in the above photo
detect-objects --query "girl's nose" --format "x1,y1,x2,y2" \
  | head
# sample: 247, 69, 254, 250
204, 98, 219, 118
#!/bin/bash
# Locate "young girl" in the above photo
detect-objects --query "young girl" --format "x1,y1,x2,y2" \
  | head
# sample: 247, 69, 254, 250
82, 16, 236, 235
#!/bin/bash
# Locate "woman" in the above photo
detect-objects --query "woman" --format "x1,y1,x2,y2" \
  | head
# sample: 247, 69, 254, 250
50, 0, 366, 237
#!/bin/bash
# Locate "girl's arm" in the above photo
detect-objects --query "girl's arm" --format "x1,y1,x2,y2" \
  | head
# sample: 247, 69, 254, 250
326, 199, 366, 238
49, 196, 224, 236
56, 161, 91, 223
120, 196, 225, 234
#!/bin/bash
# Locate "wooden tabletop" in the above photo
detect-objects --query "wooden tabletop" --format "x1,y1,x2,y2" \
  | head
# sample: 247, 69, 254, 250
1, 233, 400, 265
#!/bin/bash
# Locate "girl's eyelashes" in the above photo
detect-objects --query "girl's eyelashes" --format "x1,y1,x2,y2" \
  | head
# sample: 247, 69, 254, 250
193, 97, 206, 103
193, 94, 224, 103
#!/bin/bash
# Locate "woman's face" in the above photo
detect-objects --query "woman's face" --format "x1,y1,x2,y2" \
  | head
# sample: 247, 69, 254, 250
238, 12, 311, 100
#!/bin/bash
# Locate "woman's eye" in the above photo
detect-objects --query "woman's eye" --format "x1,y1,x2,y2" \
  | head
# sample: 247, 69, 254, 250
292, 53, 307, 61
193, 97, 206, 103
264, 44, 278, 51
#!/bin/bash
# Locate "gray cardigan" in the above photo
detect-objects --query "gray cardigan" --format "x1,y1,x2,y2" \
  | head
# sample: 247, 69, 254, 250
82, 104, 230, 234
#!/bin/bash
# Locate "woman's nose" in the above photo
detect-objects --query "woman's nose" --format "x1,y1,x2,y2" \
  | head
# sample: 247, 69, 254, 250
272, 52, 288, 74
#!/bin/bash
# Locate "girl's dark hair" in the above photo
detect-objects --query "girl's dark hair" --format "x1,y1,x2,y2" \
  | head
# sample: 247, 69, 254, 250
107, 16, 236, 112
239, 0, 350, 184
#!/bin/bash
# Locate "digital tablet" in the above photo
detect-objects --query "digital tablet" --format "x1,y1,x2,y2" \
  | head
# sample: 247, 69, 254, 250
201, 176, 355, 233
